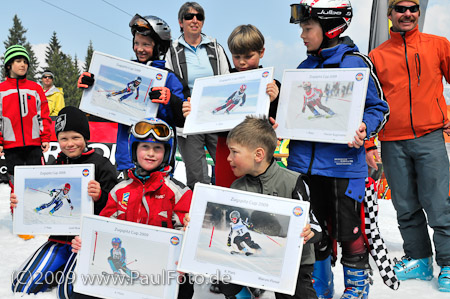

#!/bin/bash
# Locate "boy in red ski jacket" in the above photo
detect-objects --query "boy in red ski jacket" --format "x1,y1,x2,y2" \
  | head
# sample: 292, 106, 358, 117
72, 117, 194, 298
0, 45, 51, 180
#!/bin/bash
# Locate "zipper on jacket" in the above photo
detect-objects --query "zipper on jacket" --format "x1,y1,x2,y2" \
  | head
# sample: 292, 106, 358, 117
437, 98, 446, 125
402, 34, 417, 138
414, 53, 421, 86
307, 143, 316, 175
16, 79, 26, 146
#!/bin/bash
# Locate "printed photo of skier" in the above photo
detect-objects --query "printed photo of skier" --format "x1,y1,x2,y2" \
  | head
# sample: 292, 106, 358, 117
193, 79, 260, 124
212, 84, 247, 115
23, 178, 82, 225
87, 231, 169, 295
89, 64, 155, 118
194, 202, 290, 277
285, 80, 354, 132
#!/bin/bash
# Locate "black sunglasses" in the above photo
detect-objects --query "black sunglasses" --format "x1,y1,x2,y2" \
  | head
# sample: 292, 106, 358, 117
42, 76, 53, 79
184, 13, 204, 21
393, 5, 420, 13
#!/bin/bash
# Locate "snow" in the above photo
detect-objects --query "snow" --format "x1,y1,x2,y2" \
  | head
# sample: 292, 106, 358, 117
0, 163, 448, 298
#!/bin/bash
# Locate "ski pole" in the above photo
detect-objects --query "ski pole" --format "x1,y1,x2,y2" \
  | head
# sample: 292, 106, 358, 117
253, 228, 283, 247
29, 187, 51, 195
126, 259, 137, 266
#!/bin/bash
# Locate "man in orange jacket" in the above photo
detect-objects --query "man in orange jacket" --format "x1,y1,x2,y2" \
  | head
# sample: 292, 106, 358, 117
368, 0, 450, 292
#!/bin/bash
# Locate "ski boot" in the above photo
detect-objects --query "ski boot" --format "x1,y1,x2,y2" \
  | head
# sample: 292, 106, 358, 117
326, 110, 335, 118
393, 256, 433, 281
34, 207, 40, 213
341, 266, 372, 299
312, 256, 334, 299
49, 209, 55, 215
439, 266, 450, 292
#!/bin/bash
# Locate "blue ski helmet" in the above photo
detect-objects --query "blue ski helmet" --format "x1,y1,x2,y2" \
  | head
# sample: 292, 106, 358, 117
128, 117, 174, 170
112, 237, 121, 247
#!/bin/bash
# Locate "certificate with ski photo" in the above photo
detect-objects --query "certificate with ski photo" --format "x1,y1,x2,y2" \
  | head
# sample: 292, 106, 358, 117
177, 183, 310, 295
276, 68, 369, 144
12, 164, 94, 235
79, 51, 168, 126
74, 215, 183, 299
183, 67, 273, 134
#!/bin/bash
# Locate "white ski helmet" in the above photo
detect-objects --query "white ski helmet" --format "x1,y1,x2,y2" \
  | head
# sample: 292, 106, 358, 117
135, 76, 142, 83
303, 81, 312, 89
129, 14, 172, 59
229, 210, 240, 221
290, 0, 353, 39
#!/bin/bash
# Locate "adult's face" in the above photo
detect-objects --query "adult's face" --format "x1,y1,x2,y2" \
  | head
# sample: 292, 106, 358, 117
179, 8, 204, 37
389, 1, 420, 32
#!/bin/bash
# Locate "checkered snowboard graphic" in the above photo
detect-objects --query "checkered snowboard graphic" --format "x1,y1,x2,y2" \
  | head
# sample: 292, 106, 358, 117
364, 177, 400, 290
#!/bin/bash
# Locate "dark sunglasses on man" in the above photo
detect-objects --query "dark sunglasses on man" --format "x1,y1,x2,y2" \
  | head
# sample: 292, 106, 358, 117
184, 13, 204, 21
392, 4, 420, 13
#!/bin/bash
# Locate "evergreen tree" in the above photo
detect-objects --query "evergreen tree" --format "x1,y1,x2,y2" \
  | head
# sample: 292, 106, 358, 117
44, 32, 65, 87
64, 54, 82, 107
2, 15, 38, 81
44, 32, 81, 107
84, 40, 94, 72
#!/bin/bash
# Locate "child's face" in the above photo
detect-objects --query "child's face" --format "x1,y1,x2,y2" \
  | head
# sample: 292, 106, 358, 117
300, 19, 323, 52
136, 142, 165, 171
227, 141, 256, 177
10, 58, 28, 78
133, 34, 155, 63
232, 49, 264, 72
58, 131, 86, 159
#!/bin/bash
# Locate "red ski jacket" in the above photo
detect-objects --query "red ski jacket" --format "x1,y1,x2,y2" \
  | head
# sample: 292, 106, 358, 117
100, 168, 192, 228
0, 77, 51, 149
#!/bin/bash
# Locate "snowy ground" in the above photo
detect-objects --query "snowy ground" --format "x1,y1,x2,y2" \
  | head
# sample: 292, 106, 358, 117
0, 161, 448, 298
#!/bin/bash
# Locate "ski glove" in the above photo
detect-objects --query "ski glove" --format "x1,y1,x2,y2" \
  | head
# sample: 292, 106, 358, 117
227, 238, 231, 247
78, 72, 95, 89
149, 87, 171, 105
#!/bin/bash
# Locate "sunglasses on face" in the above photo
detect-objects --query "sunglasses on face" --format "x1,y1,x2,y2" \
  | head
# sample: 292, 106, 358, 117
42, 76, 53, 79
393, 5, 420, 13
184, 13, 204, 21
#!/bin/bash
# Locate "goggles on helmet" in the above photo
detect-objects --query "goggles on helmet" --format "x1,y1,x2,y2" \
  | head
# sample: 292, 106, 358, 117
290, 3, 352, 24
130, 119, 172, 142
129, 14, 154, 36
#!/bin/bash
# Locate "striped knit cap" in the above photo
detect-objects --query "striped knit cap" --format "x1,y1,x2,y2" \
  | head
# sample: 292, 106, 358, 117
3, 45, 30, 65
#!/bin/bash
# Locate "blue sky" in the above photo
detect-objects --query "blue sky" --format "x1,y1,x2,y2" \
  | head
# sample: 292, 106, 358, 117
1, 0, 450, 79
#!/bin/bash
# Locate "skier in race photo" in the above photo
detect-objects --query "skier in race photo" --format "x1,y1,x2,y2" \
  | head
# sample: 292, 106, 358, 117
107, 76, 142, 101
105, 237, 139, 280
227, 210, 261, 256
212, 84, 247, 115
301, 81, 335, 119
34, 183, 74, 215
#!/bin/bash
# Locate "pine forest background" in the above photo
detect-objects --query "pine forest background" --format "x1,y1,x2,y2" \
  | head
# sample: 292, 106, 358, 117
1, 15, 94, 107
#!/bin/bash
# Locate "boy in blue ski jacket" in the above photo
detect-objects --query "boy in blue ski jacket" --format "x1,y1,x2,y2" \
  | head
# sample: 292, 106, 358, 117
78, 14, 187, 176
288, 1, 389, 299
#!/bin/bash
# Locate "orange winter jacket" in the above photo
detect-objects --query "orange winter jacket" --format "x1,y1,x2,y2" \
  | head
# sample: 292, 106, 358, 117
369, 26, 450, 141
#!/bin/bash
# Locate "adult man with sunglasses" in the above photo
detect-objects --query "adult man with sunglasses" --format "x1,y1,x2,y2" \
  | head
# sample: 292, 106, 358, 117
368, 0, 450, 292
165, 2, 230, 191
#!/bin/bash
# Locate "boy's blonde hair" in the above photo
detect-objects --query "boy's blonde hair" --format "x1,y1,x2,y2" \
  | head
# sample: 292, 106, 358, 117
227, 115, 277, 162
228, 24, 265, 54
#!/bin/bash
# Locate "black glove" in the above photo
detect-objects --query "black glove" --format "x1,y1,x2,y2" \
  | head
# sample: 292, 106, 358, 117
227, 238, 231, 247
78, 72, 95, 88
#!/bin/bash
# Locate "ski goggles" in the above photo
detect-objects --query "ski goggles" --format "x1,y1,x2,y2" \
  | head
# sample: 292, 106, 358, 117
131, 119, 173, 142
290, 4, 352, 24
392, 5, 419, 13
183, 13, 204, 21
129, 14, 154, 36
